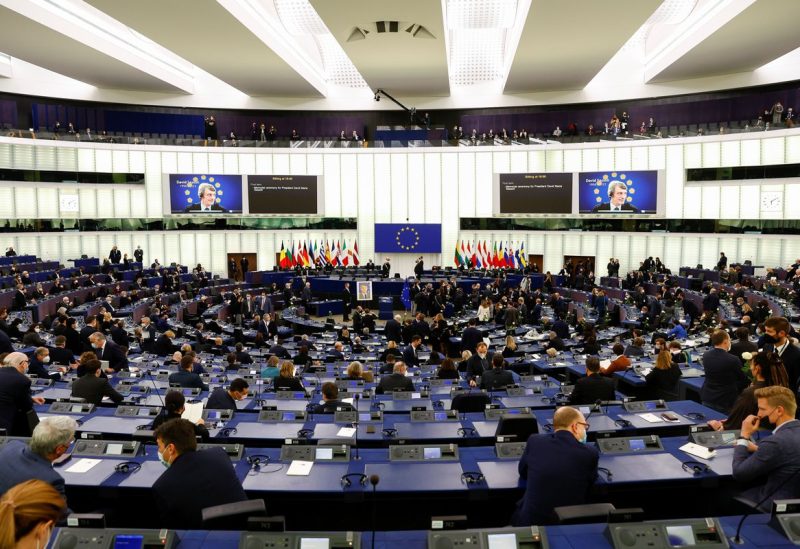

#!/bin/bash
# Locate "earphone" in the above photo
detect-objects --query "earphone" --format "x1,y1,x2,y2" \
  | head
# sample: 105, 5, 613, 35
115, 461, 141, 474
297, 429, 314, 439
682, 461, 710, 475
686, 412, 706, 421
457, 427, 477, 438
614, 419, 633, 428
246, 455, 270, 469
340, 473, 368, 488
218, 427, 238, 437
597, 467, 613, 481
543, 423, 554, 432
460, 471, 485, 485
382, 428, 397, 438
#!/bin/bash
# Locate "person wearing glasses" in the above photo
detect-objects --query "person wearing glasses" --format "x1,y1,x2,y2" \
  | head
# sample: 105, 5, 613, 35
0, 352, 46, 436
0, 416, 77, 498
511, 406, 599, 525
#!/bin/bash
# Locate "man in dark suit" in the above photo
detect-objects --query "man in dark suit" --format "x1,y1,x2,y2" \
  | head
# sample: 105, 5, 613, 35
551, 316, 570, 340
257, 313, 278, 339
268, 338, 291, 359
301, 282, 313, 306
764, 317, 800, 392
0, 352, 45, 436
375, 362, 414, 394
89, 332, 129, 372
461, 318, 483, 354
328, 341, 345, 361
28, 347, 63, 382
730, 326, 758, 364
590, 181, 640, 213
12, 284, 26, 311
384, 314, 403, 344
182, 183, 229, 213
110, 320, 130, 348
733, 386, 800, 511
701, 330, 748, 413
49, 335, 76, 366
414, 257, 424, 278
0, 326, 14, 353
139, 316, 157, 353
402, 335, 422, 367
257, 292, 274, 316
71, 359, 124, 405
381, 258, 391, 278
134, 245, 144, 263
168, 355, 209, 391
466, 342, 492, 384
568, 356, 615, 405
205, 378, 249, 410
79, 315, 100, 352
153, 419, 248, 528
0, 416, 77, 497
481, 354, 514, 390
512, 406, 598, 525
716, 252, 728, 271
109, 245, 121, 264
342, 282, 353, 321
240, 255, 249, 275
313, 382, 353, 413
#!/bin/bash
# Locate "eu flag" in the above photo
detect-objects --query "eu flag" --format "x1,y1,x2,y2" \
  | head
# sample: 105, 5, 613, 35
374, 224, 442, 253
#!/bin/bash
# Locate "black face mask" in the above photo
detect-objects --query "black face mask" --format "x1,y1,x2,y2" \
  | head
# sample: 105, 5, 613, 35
762, 334, 778, 345
759, 415, 776, 431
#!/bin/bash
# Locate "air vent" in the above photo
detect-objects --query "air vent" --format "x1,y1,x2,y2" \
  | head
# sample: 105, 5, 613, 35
347, 21, 435, 42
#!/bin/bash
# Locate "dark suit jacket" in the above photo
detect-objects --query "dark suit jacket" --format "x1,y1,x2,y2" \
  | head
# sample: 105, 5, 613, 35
461, 326, 483, 353
183, 203, 228, 213
512, 430, 599, 525
28, 359, 60, 381
154, 335, 176, 357
768, 343, 800, 392
465, 354, 491, 380
111, 327, 130, 348
376, 373, 414, 394
205, 388, 236, 410
0, 440, 66, 498
49, 346, 75, 366
168, 370, 209, 391
268, 344, 291, 359
590, 202, 640, 213
730, 339, 758, 364
384, 319, 402, 343
733, 420, 800, 511
0, 328, 14, 353
568, 374, 615, 405
79, 326, 96, 351
152, 447, 247, 528
402, 345, 420, 367
480, 368, 514, 390
63, 327, 82, 355
0, 367, 35, 436
96, 341, 129, 371
71, 374, 124, 405
12, 290, 26, 310
700, 348, 748, 412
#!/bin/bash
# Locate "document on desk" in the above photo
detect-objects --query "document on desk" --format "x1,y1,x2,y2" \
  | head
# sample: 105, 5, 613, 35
600, 359, 611, 369
65, 458, 101, 473
638, 413, 664, 423
287, 460, 314, 476
336, 427, 356, 438
342, 398, 354, 405
181, 402, 203, 424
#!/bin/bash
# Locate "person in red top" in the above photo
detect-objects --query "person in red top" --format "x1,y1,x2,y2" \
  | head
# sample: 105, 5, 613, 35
601, 343, 631, 375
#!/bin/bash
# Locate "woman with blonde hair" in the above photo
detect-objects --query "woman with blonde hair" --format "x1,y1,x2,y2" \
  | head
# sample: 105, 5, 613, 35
502, 335, 518, 358
273, 361, 304, 391
477, 299, 492, 322
644, 350, 681, 399
0, 479, 66, 549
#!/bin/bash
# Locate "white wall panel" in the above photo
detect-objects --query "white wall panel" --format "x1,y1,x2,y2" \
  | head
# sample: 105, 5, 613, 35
648, 146, 666, 170
57, 147, 77, 171
663, 237, 682, 271
740, 140, 761, 166
129, 150, 145, 173
176, 152, 193, 173
738, 239, 757, 268
289, 153, 306, 175
629, 236, 648, 266
582, 149, 598, 171
700, 235, 720, 268
492, 151, 510, 174
718, 237, 739, 264
0, 143, 11, 168
390, 154, 408, 222
700, 186, 720, 219
457, 152, 476, 217
721, 141, 740, 166
94, 149, 112, 173
543, 234, 563, 274
36, 188, 58, 218
273, 153, 290, 174
509, 151, 527, 173
238, 153, 255, 174
255, 152, 272, 174
563, 149, 581, 172
148, 234, 165, 267
761, 137, 785, 165
528, 150, 545, 171
475, 152, 493, 218
13, 144, 35, 169
702, 142, 721, 167
97, 234, 116, 260
179, 234, 196, 268
595, 235, 614, 272
682, 186, 701, 218
598, 148, 614, 171
545, 150, 563, 172
373, 154, 391, 223
209, 234, 226, 273
60, 234, 82, 261
739, 185, 760, 219
38, 235, 60, 262
784, 239, 800, 267
614, 147, 631, 171
77, 149, 94, 172
0, 187, 12, 217
563, 233, 581, 257
192, 152, 209, 173
758, 238, 782, 268
340, 154, 359, 219
78, 188, 97, 218
357, 154, 375, 260
787, 136, 800, 163
785, 184, 800, 220
681, 237, 700, 269
424, 153, 441, 223
130, 188, 147, 218
631, 146, 648, 170
684, 143, 702, 169
112, 150, 129, 173
646, 236, 665, 264
113, 188, 131, 218
14, 187, 37, 218
163, 234, 180, 265
145, 152, 163, 218
719, 186, 740, 218
324, 154, 342, 217
96, 189, 114, 217
207, 153, 224, 173
613, 235, 631, 274
665, 145, 684, 218
16, 235, 38, 259
35, 146, 57, 170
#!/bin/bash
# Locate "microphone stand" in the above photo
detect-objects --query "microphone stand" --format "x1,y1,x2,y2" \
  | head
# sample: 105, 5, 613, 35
352, 421, 361, 461
369, 474, 380, 549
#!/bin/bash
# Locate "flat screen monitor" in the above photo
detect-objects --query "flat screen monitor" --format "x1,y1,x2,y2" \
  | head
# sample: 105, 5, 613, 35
247, 175, 321, 214
579, 170, 659, 214
165, 173, 243, 214
494, 172, 573, 214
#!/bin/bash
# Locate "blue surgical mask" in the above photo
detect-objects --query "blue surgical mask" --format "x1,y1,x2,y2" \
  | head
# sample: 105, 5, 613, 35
579, 430, 588, 444
158, 450, 170, 468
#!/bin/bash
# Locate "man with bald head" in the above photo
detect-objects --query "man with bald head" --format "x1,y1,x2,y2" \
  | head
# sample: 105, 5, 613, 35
511, 406, 599, 526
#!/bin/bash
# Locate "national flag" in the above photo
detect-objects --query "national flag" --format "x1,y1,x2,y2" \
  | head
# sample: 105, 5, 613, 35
302, 242, 310, 267
503, 247, 510, 268
479, 241, 488, 267
454, 241, 461, 267
279, 241, 290, 269
324, 241, 331, 264
341, 239, 349, 266
401, 278, 412, 310
331, 240, 340, 266
460, 241, 468, 267
294, 242, 303, 267
519, 242, 527, 268
352, 241, 360, 266
468, 242, 477, 268
475, 242, 483, 269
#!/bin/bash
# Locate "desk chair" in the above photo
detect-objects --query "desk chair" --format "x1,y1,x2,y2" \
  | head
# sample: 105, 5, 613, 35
495, 414, 538, 443
451, 393, 491, 413
202, 499, 266, 530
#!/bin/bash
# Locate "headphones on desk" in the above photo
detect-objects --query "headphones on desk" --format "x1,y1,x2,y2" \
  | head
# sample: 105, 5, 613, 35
686, 412, 706, 421
614, 419, 633, 429
381, 428, 397, 438
460, 471, 485, 485
341, 473, 368, 488
115, 461, 141, 474
457, 427, 477, 438
246, 455, 271, 470
597, 467, 613, 481
682, 461, 710, 475
218, 426, 238, 437
297, 429, 314, 440
542, 422, 554, 432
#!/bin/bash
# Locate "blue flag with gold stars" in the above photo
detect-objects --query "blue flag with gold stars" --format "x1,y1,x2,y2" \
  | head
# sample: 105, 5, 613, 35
374, 224, 442, 253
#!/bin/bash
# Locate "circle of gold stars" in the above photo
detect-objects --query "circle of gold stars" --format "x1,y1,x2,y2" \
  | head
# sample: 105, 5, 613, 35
395, 226, 420, 251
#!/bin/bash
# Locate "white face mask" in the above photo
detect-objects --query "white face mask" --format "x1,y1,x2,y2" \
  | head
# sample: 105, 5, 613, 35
34, 328, 40, 333
158, 450, 170, 468
42, 356, 50, 363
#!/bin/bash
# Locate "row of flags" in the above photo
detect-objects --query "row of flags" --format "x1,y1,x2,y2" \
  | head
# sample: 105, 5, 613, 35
278, 240, 360, 269
454, 240, 528, 269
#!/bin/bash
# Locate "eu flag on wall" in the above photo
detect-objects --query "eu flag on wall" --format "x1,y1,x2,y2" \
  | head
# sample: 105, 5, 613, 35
374, 224, 442, 253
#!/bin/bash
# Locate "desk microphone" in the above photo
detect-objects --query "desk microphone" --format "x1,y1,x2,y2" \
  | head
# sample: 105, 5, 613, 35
369, 474, 380, 549
144, 361, 165, 410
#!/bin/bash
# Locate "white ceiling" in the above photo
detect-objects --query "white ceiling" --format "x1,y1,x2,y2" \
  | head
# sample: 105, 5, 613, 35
0, 0, 798, 110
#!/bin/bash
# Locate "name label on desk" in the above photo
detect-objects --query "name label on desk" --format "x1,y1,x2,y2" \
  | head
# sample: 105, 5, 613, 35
52, 528, 177, 549
429, 526, 547, 549
623, 400, 668, 413
115, 405, 160, 418
495, 441, 526, 459
389, 443, 459, 462
240, 531, 360, 549
410, 410, 458, 422
49, 402, 95, 415
280, 444, 350, 462
72, 439, 141, 457
259, 410, 307, 422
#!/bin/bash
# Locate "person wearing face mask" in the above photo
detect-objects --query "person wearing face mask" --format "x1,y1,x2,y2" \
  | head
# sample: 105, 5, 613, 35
22, 324, 47, 348
205, 378, 249, 410
0, 479, 66, 549
700, 330, 749, 413
88, 332, 128, 373
152, 419, 247, 528
27, 347, 64, 381
667, 341, 690, 364
763, 317, 800, 393
511, 405, 598, 526
708, 351, 789, 433
465, 341, 492, 385
732, 386, 800, 511
0, 416, 77, 499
